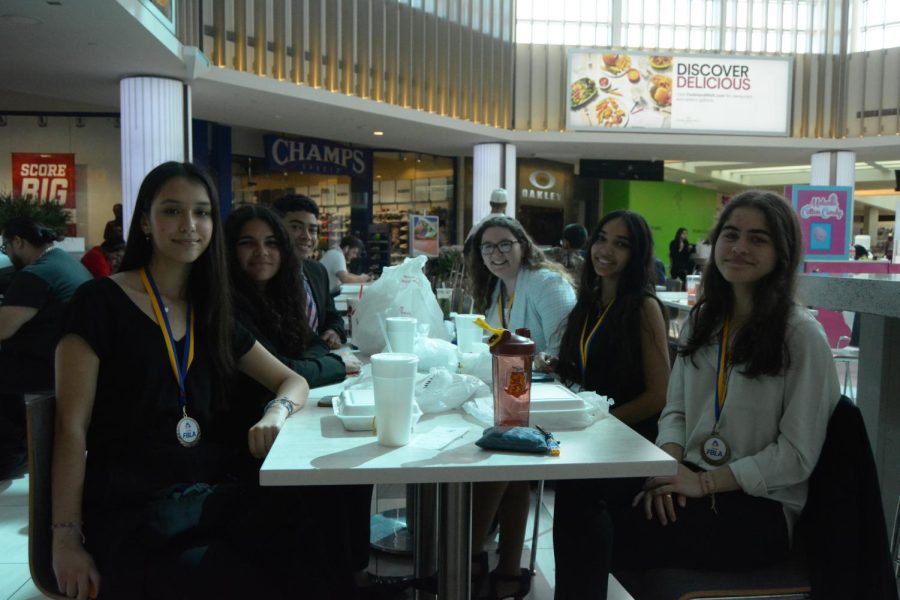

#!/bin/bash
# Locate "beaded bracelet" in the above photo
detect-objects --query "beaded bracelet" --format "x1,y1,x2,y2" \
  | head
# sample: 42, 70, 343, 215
51, 521, 86, 543
264, 397, 294, 417
701, 471, 718, 514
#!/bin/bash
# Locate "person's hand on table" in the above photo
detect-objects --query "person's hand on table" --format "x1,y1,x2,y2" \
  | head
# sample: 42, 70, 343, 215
321, 329, 342, 349
534, 352, 557, 373
632, 463, 703, 525
248, 406, 288, 458
53, 533, 101, 600
335, 349, 362, 375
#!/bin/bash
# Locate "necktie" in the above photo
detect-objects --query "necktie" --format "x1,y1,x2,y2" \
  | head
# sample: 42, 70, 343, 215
303, 277, 319, 333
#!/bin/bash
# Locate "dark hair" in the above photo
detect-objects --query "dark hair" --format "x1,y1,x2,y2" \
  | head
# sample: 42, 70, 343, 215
119, 161, 235, 382
853, 245, 869, 260
100, 237, 126, 253
225, 205, 312, 355
681, 190, 802, 378
562, 223, 588, 250
271, 194, 319, 218
556, 210, 663, 386
672, 227, 688, 243
2, 217, 62, 246
465, 215, 571, 313
340, 235, 365, 253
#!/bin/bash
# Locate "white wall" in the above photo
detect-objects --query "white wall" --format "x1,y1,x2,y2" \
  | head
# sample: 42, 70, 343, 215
0, 115, 122, 247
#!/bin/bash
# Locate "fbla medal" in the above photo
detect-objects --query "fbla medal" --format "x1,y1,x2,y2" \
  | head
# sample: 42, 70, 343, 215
701, 433, 730, 466
176, 408, 201, 447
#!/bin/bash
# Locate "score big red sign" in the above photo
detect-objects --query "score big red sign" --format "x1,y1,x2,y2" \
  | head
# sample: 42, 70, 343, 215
12, 153, 76, 209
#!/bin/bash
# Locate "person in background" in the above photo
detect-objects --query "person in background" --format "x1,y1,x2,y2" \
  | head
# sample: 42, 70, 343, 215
466, 215, 576, 599
320, 235, 373, 295
0, 217, 91, 480
668, 227, 695, 286
853, 244, 870, 260
464, 188, 509, 255
102, 203, 123, 242
654, 257, 667, 287
553, 191, 839, 599
51, 162, 356, 599
545, 223, 588, 278
80, 236, 126, 278
271, 195, 347, 350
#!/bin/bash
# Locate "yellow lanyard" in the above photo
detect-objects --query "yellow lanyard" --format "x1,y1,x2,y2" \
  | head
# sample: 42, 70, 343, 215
579, 300, 615, 373
497, 288, 515, 329
714, 318, 731, 423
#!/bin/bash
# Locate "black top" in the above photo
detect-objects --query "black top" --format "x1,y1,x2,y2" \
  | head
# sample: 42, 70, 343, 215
579, 296, 658, 440
668, 240, 694, 277
302, 260, 346, 342
233, 294, 346, 395
64, 277, 256, 508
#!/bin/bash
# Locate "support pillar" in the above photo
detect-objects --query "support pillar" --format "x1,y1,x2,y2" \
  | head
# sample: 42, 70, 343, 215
473, 143, 516, 223
810, 150, 855, 187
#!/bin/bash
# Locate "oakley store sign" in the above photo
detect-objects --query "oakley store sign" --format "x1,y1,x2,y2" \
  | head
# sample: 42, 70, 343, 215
265, 135, 372, 178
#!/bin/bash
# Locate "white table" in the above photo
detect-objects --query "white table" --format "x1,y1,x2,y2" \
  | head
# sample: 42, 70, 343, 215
260, 382, 676, 599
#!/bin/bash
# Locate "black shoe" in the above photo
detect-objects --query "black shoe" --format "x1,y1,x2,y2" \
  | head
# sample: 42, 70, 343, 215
0, 451, 27, 482
485, 568, 532, 600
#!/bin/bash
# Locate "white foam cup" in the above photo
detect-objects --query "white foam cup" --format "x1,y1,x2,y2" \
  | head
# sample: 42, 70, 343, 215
454, 314, 485, 353
370, 353, 419, 446
385, 317, 417, 354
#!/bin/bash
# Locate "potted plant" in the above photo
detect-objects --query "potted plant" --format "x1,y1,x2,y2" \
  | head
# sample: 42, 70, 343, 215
0, 193, 71, 235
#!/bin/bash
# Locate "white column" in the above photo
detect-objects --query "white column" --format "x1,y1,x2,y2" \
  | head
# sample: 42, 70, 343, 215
472, 143, 516, 223
894, 200, 900, 264
120, 76, 190, 238
810, 150, 855, 186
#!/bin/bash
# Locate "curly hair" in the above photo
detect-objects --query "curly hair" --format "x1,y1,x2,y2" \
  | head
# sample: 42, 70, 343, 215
680, 190, 803, 377
224, 205, 312, 356
556, 210, 663, 387
465, 215, 571, 313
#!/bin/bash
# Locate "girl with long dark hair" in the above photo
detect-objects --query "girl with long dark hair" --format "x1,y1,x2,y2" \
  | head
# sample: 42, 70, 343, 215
668, 226, 695, 286
51, 162, 354, 599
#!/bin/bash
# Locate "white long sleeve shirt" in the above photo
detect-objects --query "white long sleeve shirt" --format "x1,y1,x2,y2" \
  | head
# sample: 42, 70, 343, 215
657, 306, 840, 531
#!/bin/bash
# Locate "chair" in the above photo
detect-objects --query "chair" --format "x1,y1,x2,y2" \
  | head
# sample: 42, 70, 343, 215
832, 335, 858, 401
665, 278, 683, 292
26, 394, 66, 600
615, 396, 900, 600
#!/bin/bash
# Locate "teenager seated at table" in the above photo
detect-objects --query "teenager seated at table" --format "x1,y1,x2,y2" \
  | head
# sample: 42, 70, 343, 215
466, 215, 576, 599
552, 191, 840, 599
51, 162, 357, 600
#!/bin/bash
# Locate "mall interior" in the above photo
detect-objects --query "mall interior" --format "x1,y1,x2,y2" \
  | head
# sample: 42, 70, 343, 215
0, 1, 899, 598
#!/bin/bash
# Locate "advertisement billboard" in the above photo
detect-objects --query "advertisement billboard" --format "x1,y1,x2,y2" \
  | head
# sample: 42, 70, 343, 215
791, 186, 853, 260
11, 153, 76, 208
566, 49, 792, 135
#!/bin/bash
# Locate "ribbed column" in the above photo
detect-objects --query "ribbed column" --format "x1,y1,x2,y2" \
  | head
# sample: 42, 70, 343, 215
810, 151, 855, 186
120, 77, 189, 238
472, 143, 516, 223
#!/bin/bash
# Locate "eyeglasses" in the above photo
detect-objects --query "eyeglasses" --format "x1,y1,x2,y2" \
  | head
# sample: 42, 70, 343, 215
480, 240, 518, 256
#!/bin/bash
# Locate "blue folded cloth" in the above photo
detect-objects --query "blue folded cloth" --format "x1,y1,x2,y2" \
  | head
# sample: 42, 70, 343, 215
475, 425, 559, 454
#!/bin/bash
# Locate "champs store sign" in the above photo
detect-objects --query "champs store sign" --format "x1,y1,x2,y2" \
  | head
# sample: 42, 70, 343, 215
566, 50, 791, 136
265, 135, 372, 178
11, 153, 76, 208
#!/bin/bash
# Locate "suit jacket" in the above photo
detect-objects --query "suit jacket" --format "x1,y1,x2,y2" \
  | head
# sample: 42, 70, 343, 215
302, 260, 347, 343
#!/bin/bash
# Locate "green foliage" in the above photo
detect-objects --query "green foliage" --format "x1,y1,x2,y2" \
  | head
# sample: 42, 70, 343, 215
0, 193, 71, 235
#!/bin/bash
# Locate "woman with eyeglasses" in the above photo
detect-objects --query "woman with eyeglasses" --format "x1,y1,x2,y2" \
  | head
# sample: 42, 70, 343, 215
466, 215, 576, 599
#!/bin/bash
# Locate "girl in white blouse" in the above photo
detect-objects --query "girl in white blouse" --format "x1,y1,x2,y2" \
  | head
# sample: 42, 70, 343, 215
553, 190, 840, 599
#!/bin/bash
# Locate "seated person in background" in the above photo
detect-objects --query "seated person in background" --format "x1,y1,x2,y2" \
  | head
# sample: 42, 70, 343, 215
0, 217, 91, 479
654, 257, 667, 287
853, 244, 870, 260
272, 195, 347, 350
552, 191, 840, 599
320, 235, 373, 295
80, 236, 126, 278
51, 162, 357, 600
466, 215, 576, 599
545, 223, 588, 278
225, 205, 355, 388
102, 203, 123, 242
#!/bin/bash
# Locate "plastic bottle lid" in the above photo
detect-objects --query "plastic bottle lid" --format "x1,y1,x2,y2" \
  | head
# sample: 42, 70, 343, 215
491, 328, 535, 356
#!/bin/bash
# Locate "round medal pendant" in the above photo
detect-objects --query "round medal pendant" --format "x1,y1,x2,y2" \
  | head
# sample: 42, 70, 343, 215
701, 434, 730, 466
176, 415, 201, 447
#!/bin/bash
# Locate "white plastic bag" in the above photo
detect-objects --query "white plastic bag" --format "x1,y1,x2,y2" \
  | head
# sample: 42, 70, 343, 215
415, 368, 489, 413
457, 343, 493, 385
460, 389, 614, 430
414, 336, 458, 373
351, 256, 450, 355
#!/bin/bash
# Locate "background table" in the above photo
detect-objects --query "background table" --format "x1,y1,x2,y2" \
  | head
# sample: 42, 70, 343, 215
261, 382, 677, 599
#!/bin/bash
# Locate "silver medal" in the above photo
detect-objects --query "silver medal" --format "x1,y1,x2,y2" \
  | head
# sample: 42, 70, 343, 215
701, 434, 730, 466
176, 412, 201, 447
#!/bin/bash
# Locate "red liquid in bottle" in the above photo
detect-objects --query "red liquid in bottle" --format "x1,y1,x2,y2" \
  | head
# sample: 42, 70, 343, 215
490, 328, 536, 427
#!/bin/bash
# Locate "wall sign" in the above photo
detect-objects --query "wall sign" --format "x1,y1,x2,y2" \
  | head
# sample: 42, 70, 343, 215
791, 186, 853, 260
411, 214, 439, 257
566, 49, 792, 136
265, 135, 372, 178
11, 153, 76, 208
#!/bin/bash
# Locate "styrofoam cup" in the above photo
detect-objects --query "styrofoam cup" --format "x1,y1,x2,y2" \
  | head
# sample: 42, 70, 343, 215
385, 317, 417, 353
371, 353, 419, 446
370, 353, 419, 378
454, 313, 485, 353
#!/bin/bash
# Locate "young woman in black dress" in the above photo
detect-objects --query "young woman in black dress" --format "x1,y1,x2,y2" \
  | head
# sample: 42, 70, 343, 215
51, 162, 354, 599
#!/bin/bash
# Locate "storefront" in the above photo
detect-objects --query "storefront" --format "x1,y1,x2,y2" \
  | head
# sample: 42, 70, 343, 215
516, 159, 577, 246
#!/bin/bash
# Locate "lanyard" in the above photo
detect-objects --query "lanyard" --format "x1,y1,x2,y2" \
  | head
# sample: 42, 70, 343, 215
713, 318, 731, 427
579, 300, 615, 374
140, 267, 195, 407
497, 284, 515, 329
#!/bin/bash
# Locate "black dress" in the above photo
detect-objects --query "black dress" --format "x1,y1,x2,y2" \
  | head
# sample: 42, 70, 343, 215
668, 239, 694, 284
63, 278, 355, 599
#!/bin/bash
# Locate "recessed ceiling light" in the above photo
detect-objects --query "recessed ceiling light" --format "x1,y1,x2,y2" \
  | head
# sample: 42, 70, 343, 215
0, 14, 43, 25
373, 131, 384, 136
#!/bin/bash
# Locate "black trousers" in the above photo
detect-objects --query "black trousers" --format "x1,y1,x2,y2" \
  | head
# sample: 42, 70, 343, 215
553, 474, 789, 600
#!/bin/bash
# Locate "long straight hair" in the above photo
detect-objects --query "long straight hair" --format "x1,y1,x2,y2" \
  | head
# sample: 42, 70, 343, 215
556, 210, 663, 386
120, 161, 235, 382
680, 190, 802, 377
224, 205, 312, 355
